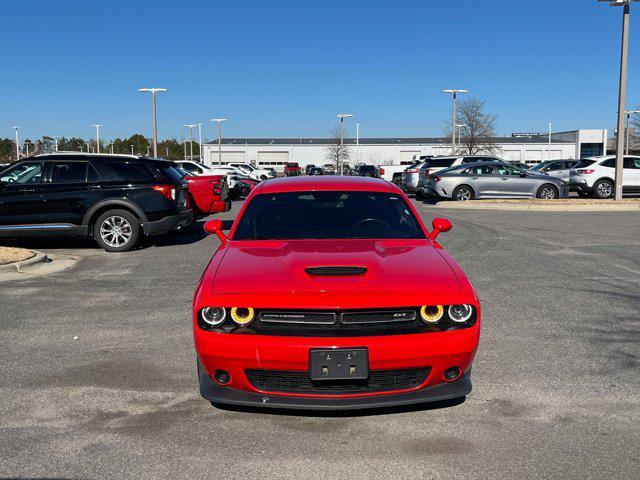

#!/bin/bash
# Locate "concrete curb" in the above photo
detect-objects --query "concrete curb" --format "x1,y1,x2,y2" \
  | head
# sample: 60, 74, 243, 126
0, 251, 49, 274
434, 201, 640, 212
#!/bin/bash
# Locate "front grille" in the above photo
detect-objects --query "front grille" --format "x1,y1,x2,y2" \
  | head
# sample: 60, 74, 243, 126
259, 311, 336, 325
250, 308, 427, 336
245, 368, 431, 394
305, 266, 367, 276
341, 310, 416, 324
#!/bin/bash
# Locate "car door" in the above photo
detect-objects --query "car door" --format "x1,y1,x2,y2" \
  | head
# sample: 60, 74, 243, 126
0, 161, 45, 230
466, 164, 502, 198
497, 163, 534, 197
540, 161, 565, 180
623, 157, 640, 191
40, 160, 103, 231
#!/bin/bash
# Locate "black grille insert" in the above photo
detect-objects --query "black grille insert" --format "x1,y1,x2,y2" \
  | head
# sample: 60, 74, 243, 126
305, 266, 367, 276
245, 368, 431, 394
341, 310, 417, 324
259, 311, 336, 325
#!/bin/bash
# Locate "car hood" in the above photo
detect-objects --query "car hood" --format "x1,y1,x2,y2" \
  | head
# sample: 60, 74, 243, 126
212, 239, 460, 297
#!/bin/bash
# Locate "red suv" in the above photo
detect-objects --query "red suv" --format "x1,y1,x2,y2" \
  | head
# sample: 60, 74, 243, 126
284, 162, 301, 176
193, 176, 480, 410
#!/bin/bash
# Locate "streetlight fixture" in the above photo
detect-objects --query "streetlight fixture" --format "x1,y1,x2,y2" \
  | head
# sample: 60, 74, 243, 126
92, 124, 103, 154
210, 118, 227, 165
624, 109, 640, 154
337, 113, 355, 175
138, 87, 168, 158
13, 126, 19, 161
442, 89, 469, 154
599, 0, 639, 200
184, 124, 197, 161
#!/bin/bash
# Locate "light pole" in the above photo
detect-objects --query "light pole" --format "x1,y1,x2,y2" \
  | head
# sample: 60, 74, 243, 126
442, 89, 469, 154
337, 113, 355, 175
184, 124, 197, 161
210, 118, 227, 165
624, 109, 640, 154
198, 123, 203, 162
54, 136, 59, 152
356, 122, 360, 163
92, 124, 103, 154
599, 0, 638, 200
25, 140, 30, 157
548, 122, 552, 161
130, 144, 134, 155
13, 126, 19, 161
454, 124, 467, 154
138, 87, 167, 158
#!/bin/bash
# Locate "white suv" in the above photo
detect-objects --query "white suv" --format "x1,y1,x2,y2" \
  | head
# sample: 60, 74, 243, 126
227, 163, 274, 181
569, 156, 640, 198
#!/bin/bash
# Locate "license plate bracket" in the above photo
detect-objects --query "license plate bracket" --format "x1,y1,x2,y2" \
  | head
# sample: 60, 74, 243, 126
309, 348, 369, 381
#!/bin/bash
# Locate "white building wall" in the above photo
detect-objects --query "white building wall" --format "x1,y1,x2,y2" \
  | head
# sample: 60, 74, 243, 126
203, 131, 603, 170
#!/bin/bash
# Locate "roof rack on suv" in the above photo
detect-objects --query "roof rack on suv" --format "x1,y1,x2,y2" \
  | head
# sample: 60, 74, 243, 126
36, 152, 140, 159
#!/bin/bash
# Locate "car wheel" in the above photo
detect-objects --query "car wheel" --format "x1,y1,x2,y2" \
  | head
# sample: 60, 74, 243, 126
452, 185, 474, 201
576, 190, 593, 198
536, 184, 558, 200
93, 209, 140, 252
593, 179, 614, 199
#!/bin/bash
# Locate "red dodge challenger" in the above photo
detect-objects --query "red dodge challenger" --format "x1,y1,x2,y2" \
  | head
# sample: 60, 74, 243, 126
193, 176, 480, 410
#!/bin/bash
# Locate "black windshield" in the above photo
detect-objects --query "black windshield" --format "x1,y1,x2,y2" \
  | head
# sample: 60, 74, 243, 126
234, 191, 425, 240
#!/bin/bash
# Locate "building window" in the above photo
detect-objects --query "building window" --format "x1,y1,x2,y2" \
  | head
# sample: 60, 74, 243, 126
580, 143, 603, 158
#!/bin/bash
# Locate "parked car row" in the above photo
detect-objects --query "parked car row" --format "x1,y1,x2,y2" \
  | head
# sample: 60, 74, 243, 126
0, 153, 244, 252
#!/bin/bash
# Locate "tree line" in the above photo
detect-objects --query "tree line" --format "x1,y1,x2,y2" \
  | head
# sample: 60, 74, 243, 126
0, 134, 201, 163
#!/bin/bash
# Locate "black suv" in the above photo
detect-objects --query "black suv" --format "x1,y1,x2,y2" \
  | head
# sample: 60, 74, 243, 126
354, 164, 380, 178
0, 154, 193, 252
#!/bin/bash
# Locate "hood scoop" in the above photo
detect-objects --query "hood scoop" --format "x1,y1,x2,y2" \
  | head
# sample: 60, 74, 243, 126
305, 266, 367, 277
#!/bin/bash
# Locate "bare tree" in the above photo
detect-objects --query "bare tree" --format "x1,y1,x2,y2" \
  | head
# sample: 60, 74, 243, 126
447, 97, 498, 155
627, 104, 640, 153
325, 126, 349, 171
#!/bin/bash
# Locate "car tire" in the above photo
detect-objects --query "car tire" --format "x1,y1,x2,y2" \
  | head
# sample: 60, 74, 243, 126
593, 179, 614, 199
452, 185, 474, 201
93, 209, 141, 252
536, 184, 559, 200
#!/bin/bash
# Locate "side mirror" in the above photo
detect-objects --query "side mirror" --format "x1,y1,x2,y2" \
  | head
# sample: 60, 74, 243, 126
430, 218, 452, 240
204, 219, 227, 243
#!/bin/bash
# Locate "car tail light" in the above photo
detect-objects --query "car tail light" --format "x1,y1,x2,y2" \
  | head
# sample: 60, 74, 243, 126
422, 169, 430, 178
578, 169, 595, 174
407, 168, 419, 173
379, 168, 385, 175
433, 176, 442, 182
151, 184, 176, 200
210, 180, 222, 194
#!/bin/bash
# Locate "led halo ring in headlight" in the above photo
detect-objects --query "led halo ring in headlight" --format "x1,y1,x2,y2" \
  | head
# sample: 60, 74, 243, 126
200, 307, 226, 326
230, 307, 255, 326
420, 305, 444, 323
448, 304, 473, 323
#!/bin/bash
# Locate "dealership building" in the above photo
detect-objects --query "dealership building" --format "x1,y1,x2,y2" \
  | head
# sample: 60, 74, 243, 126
202, 129, 607, 171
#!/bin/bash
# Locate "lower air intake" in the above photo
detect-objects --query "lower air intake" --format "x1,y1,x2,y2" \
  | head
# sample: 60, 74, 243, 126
245, 368, 431, 394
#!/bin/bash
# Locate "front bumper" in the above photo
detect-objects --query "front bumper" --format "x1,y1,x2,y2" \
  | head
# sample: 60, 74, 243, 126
142, 210, 193, 235
195, 327, 478, 410
198, 359, 472, 410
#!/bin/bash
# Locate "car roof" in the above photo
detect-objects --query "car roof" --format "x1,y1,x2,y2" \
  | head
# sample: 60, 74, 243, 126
257, 175, 397, 194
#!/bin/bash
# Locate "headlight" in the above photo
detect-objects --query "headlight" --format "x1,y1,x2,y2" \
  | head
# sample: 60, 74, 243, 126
448, 304, 473, 323
420, 305, 444, 323
200, 307, 226, 326
230, 307, 255, 326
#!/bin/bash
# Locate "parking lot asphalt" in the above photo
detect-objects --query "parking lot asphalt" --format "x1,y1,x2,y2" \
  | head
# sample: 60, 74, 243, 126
1, 198, 639, 479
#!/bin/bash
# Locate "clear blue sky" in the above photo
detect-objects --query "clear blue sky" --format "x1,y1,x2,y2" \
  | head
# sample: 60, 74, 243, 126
2, 0, 639, 142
